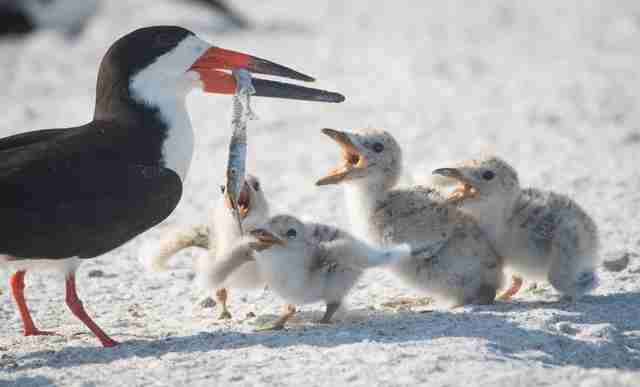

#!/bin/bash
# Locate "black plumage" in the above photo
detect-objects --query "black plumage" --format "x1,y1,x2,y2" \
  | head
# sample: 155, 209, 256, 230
0, 27, 193, 260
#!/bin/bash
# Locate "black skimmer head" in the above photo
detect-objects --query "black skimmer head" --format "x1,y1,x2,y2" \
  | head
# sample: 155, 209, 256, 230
95, 26, 343, 118
93, 26, 344, 179
316, 128, 403, 189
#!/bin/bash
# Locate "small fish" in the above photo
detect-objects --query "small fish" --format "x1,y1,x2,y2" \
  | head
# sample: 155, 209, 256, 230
225, 68, 257, 234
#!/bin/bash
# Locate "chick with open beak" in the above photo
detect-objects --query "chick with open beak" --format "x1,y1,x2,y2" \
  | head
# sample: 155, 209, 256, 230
316, 128, 401, 189
202, 214, 416, 330
430, 168, 480, 204
140, 174, 269, 319
433, 156, 600, 301
226, 179, 253, 218
316, 128, 504, 307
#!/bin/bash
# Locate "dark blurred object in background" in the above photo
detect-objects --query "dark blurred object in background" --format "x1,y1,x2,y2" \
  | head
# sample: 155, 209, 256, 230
188, 0, 250, 29
0, 0, 249, 39
0, 2, 34, 35
0, 0, 99, 38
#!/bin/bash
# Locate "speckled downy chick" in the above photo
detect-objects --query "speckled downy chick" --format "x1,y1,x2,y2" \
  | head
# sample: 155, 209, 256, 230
202, 214, 420, 330
139, 174, 269, 318
315, 128, 503, 307
432, 156, 600, 301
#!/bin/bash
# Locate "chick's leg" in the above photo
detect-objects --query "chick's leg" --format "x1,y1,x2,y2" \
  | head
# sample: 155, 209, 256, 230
216, 288, 232, 320
319, 301, 341, 324
497, 275, 523, 301
256, 304, 296, 331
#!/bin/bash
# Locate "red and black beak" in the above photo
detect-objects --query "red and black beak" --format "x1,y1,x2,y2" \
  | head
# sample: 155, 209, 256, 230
189, 47, 345, 103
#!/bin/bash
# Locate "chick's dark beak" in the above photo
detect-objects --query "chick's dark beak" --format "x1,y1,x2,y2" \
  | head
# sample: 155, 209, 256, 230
432, 168, 464, 179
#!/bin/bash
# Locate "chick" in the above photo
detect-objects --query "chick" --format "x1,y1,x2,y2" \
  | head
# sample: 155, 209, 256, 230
433, 156, 600, 301
202, 214, 420, 330
139, 174, 269, 318
316, 129, 503, 307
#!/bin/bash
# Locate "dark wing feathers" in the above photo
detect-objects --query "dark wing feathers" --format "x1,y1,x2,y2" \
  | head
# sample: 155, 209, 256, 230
0, 128, 68, 152
0, 125, 182, 259
0, 164, 182, 258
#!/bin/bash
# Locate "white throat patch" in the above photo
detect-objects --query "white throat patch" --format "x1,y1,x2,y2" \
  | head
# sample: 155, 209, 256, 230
129, 35, 211, 181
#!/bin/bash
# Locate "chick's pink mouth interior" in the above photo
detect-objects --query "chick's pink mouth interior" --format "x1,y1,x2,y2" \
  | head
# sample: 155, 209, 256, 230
238, 183, 251, 217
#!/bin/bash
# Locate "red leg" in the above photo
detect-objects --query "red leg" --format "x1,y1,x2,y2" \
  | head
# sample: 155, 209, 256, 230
65, 274, 118, 347
9, 271, 55, 336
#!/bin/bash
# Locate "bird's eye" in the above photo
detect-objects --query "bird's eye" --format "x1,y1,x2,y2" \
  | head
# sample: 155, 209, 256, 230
286, 228, 297, 239
373, 142, 384, 153
220, 185, 225, 194
252, 181, 260, 191
482, 170, 495, 181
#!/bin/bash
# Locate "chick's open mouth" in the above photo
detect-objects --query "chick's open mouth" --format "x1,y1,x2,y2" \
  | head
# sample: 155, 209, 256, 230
432, 168, 478, 204
448, 181, 478, 204
237, 183, 251, 217
316, 128, 366, 186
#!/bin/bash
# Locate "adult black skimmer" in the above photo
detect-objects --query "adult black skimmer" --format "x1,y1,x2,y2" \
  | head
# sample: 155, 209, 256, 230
0, 25, 344, 347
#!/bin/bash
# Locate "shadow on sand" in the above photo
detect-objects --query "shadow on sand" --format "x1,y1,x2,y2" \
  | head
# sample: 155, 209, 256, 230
9, 292, 640, 372
0, 375, 55, 387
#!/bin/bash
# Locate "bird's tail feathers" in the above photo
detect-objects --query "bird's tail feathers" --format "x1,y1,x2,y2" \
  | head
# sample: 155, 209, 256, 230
139, 225, 210, 272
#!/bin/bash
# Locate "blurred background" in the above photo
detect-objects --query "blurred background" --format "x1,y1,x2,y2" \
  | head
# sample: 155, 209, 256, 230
0, 0, 639, 250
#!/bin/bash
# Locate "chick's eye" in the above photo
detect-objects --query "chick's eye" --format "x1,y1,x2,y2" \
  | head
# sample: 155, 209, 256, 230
482, 170, 495, 181
373, 142, 384, 153
252, 181, 260, 191
286, 228, 297, 239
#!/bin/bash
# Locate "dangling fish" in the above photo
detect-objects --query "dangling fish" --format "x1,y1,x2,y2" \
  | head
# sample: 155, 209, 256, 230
225, 68, 258, 235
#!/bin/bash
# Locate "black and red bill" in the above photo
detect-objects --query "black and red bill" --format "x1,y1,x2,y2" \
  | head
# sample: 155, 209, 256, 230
252, 78, 344, 103
189, 46, 345, 103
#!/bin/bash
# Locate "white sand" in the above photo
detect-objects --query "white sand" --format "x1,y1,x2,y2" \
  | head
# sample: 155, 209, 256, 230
1, 1, 639, 386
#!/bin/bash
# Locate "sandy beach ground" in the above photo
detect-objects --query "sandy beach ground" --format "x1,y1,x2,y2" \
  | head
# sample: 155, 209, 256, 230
1, 1, 639, 386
